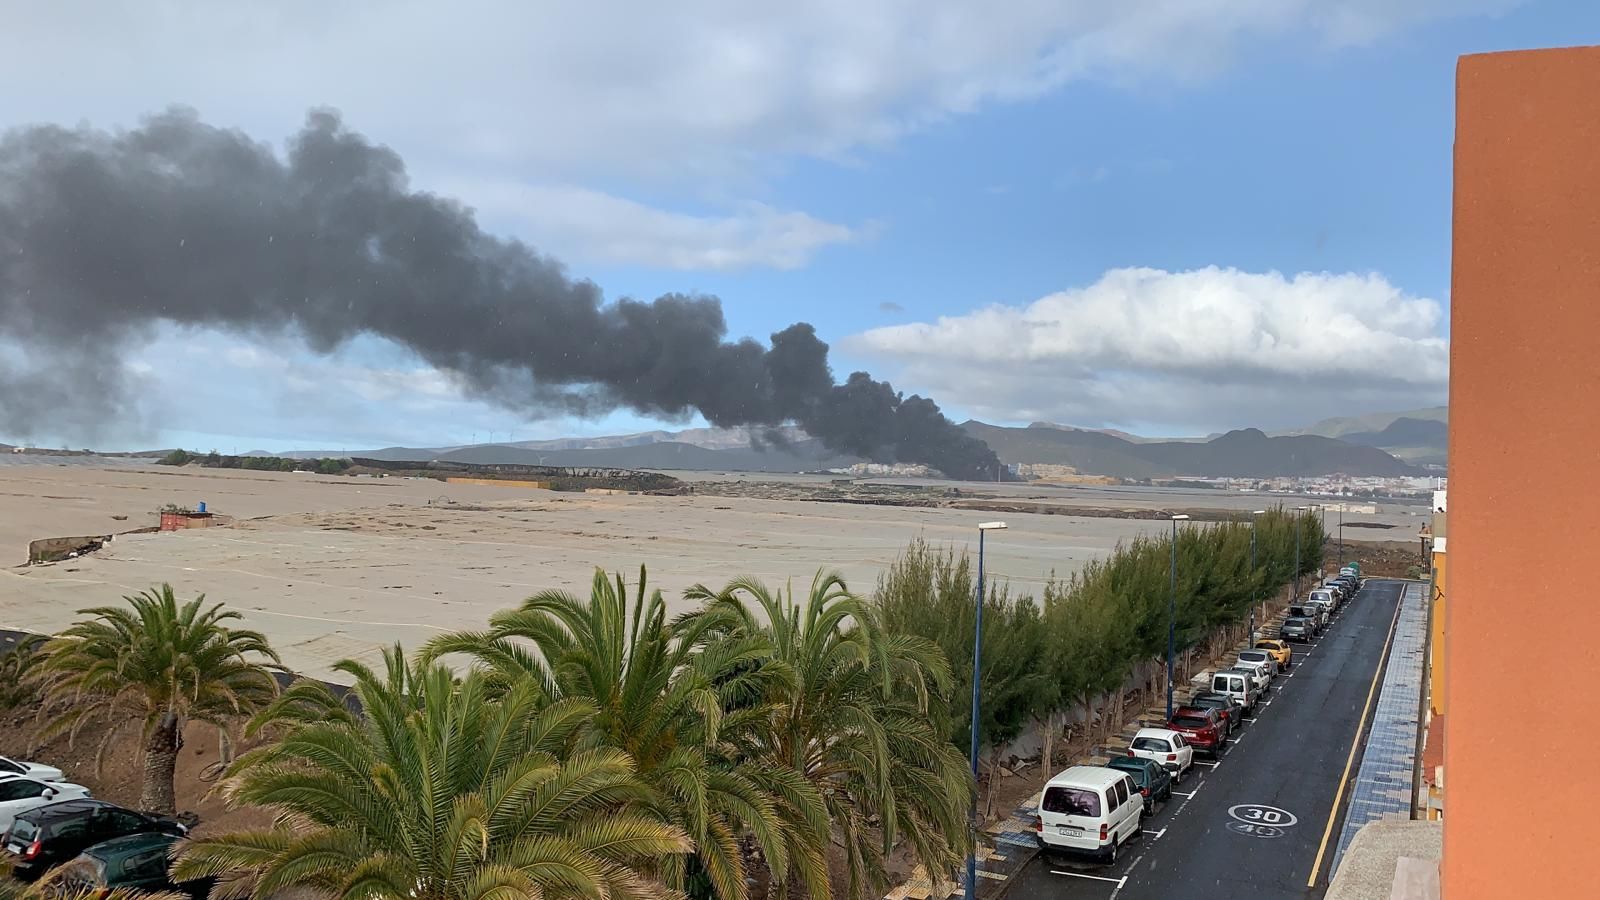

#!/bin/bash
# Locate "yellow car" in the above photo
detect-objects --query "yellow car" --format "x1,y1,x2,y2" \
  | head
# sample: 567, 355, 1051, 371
1255, 638, 1292, 670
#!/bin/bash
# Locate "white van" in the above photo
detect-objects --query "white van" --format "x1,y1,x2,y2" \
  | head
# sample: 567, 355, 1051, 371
1034, 765, 1143, 864
1211, 669, 1260, 716
1310, 587, 1339, 612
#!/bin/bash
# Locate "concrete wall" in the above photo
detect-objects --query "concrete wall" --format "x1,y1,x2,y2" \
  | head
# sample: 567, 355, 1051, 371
444, 477, 551, 489
1446, 45, 1600, 898
28, 534, 112, 564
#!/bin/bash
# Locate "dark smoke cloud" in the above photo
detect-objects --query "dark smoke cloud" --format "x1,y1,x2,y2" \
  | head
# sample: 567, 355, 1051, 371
0, 108, 1000, 479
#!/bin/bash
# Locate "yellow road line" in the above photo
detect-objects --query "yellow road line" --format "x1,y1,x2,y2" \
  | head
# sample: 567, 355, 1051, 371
1305, 594, 1404, 888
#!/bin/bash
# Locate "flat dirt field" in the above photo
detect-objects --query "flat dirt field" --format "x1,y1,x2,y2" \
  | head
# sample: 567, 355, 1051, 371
1, 464, 1168, 679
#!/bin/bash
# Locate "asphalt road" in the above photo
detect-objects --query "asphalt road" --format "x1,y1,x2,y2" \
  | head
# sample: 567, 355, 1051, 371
1006, 579, 1405, 900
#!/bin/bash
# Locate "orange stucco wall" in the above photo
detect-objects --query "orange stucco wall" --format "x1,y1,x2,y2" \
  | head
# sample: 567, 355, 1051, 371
1446, 45, 1600, 897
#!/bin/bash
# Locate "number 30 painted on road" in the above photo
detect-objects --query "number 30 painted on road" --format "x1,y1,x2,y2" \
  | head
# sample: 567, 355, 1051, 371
1227, 804, 1299, 827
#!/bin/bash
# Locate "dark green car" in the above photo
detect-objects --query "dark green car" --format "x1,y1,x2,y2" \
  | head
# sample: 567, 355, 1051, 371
1103, 755, 1173, 817
47, 832, 212, 899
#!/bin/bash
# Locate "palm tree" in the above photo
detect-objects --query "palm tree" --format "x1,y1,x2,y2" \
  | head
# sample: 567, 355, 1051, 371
30, 584, 282, 813
424, 569, 829, 900
174, 645, 690, 900
684, 573, 973, 898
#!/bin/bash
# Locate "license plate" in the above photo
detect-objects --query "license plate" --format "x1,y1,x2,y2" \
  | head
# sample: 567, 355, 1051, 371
1058, 826, 1083, 835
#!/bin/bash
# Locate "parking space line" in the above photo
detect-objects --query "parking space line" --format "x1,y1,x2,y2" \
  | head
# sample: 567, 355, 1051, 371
1050, 870, 1129, 888
1194, 760, 1220, 768
1231, 734, 1245, 747
1142, 827, 1166, 839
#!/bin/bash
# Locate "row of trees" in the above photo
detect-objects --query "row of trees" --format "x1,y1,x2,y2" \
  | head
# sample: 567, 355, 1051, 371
875, 508, 1324, 814
158, 449, 351, 474
7, 508, 1322, 898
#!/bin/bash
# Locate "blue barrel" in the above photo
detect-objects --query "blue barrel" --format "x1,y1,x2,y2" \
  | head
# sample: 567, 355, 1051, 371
198, 501, 207, 513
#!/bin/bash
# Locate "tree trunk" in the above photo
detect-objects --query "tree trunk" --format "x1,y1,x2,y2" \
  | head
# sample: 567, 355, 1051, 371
1040, 712, 1056, 789
984, 746, 1003, 821
141, 713, 180, 815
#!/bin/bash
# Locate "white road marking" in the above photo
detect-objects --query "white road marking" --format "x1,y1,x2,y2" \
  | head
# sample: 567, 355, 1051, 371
1050, 870, 1129, 887
1232, 734, 1246, 747
1142, 828, 1167, 839
1195, 760, 1220, 768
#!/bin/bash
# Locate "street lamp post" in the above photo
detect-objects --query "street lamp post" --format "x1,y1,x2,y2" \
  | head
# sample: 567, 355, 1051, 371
1166, 514, 1190, 721
1338, 504, 1344, 567
966, 521, 1007, 900
1250, 510, 1266, 640
1293, 506, 1308, 600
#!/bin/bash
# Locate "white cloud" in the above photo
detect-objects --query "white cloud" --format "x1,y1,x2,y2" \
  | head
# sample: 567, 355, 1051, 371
0, 2, 1520, 273
848, 266, 1449, 431
441, 180, 862, 271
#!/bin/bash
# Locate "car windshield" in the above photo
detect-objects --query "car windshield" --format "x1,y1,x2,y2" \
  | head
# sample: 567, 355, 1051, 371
1042, 786, 1101, 817
1132, 737, 1170, 752
1172, 715, 1209, 728
7, 819, 38, 843
0, 758, 23, 775
1240, 651, 1266, 661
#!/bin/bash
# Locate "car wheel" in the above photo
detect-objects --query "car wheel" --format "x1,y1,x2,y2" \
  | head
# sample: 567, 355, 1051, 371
1104, 835, 1119, 865
1143, 798, 1153, 818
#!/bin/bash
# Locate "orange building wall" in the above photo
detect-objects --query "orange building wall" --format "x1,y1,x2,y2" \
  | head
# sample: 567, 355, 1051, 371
1446, 45, 1600, 897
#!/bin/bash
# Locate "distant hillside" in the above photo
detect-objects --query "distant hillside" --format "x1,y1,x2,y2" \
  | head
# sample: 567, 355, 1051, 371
963, 422, 1415, 477
1341, 417, 1447, 448
1276, 406, 1447, 439
325, 438, 861, 473
1339, 416, 1448, 467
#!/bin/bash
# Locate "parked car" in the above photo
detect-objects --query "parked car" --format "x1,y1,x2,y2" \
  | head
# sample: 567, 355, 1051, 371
1305, 596, 1335, 627
0, 775, 90, 832
1236, 648, 1280, 678
1167, 706, 1226, 757
1230, 660, 1272, 697
1280, 616, 1315, 642
1187, 691, 1245, 736
1310, 588, 1339, 615
1255, 638, 1293, 669
1128, 727, 1194, 781
1288, 604, 1325, 634
1103, 755, 1173, 817
0, 757, 64, 783
1335, 574, 1361, 597
1210, 670, 1260, 716
3, 799, 188, 882
45, 832, 213, 899
1035, 766, 1144, 863
1321, 581, 1347, 604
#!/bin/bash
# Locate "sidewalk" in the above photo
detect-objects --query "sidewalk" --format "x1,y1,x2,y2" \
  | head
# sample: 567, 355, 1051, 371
1331, 580, 1428, 872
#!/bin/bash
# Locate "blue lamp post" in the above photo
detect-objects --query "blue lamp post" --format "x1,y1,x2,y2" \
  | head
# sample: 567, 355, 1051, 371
966, 521, 1007, 900
1166, 514, 1189, 721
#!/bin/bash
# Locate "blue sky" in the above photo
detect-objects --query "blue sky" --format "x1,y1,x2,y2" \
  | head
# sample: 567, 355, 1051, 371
4, 1, 1596, 452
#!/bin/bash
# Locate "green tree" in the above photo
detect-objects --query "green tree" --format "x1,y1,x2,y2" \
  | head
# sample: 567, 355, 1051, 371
157, 449, 192, 466
424, 569, 825, 900
30, 585, 282, 813
175, 647, 688, 900
0, 633, 45, 711
685, 572, 972, 897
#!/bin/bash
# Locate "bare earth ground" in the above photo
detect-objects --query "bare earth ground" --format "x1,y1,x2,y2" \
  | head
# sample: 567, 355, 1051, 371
0, 464, 1427, 681
1, 464, 1157, 679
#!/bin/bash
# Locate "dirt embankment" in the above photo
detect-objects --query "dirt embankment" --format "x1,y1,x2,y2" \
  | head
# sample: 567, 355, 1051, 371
0, 707, 272, 836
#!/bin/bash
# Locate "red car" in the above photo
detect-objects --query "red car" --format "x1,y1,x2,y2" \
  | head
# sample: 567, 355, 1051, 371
1168, 706, 1226, 757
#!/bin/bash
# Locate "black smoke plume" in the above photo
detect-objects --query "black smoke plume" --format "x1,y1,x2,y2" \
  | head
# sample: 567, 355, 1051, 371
0, 108, 1000, 479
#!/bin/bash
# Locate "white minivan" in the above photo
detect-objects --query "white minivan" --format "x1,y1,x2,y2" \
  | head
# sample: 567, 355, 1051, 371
1034, 765, 1143, 864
